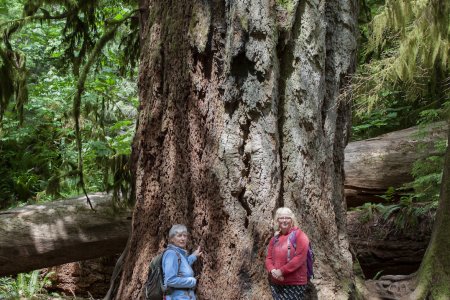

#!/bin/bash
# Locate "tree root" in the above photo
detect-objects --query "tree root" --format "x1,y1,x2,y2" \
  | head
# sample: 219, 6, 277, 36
364, 273, 416, 300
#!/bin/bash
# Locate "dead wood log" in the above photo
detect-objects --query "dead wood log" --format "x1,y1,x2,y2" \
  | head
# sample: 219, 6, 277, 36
0, 193, 131, 276
344, 123, 447, 207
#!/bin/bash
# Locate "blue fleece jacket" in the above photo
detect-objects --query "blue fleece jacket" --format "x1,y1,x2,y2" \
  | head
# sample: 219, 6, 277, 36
162, 244, 197, 300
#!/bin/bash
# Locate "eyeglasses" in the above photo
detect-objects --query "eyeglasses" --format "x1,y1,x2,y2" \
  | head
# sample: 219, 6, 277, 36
277, 217, 292, 221
175, 232, 189, 238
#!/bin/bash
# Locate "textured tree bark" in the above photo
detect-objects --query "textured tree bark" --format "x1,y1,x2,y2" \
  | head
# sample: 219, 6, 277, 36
43, 255, 120, 298
344, 123, 447, 207
114, 0, 358, 299
0, 194, 130, 276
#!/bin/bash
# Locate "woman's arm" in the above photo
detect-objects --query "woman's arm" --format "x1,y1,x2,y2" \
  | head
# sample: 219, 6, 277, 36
187, 254, 197, 265
163, 251, 196, 288
187, 246, 202, 265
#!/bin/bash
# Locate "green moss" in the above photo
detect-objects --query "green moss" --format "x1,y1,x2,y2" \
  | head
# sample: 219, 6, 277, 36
275, 0, 301, 34
415, 241, 450, 299
276, 0, 295, 13
431, 285, 450, 300
239, 15, 249, 32
353, 276, 369, 300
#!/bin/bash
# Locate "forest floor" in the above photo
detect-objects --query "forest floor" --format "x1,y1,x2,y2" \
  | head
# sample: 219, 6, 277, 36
361, 274, 417, 299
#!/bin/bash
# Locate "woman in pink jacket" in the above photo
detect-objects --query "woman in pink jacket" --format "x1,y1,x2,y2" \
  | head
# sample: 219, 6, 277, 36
265, 207, 310, 300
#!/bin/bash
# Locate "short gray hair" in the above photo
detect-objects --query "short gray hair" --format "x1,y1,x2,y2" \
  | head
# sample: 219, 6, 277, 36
168, 224, 188, 239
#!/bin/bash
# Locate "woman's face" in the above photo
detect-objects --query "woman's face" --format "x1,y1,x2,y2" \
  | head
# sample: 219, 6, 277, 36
171, 231, 189, 249
277, 214, 293, 233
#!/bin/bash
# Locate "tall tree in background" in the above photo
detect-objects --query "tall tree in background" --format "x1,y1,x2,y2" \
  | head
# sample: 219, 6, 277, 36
412, 128, 450, 298
409, 2, 450, 296
113, 0, 358, 299
352, 0, 449, 298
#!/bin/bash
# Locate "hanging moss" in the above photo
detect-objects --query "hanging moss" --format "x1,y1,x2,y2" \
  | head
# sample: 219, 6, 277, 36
0, 50, 15, 120
0, 47, 28, 123
354, 0, 449, 111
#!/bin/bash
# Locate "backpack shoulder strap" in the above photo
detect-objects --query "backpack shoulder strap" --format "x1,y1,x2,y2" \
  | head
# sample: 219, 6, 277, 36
274, 233, 280, 244
175, 251, 181, 276
289, 230, 298, 250
287, 230, 298, 261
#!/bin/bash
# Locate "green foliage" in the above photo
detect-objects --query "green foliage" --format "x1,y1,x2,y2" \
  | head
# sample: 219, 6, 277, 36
351, 0, 448, 233
419, 109, 441, 124
351, 102, 412, 140
354, 134, 444, 230
352, 0, 449, 141
379, 186, 396, 202
402, 138, 446, 203
275, 0, 296, 12
0, 0, 138, 208
0, 270, 54, 299
372, 270, 384, 280
353, 202, 386, 223
368, 0, 448, 75
354, 197, 437, 231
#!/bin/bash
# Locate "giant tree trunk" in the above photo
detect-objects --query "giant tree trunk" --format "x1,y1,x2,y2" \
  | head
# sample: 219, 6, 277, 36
114, 0, 358, 299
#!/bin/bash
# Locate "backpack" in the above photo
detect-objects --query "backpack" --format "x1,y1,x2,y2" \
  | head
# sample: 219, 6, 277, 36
143, 250, 181, 300
277, 230, 315, 281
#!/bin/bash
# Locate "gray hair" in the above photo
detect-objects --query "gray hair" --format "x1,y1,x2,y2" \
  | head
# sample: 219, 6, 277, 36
168, 224, 188, 239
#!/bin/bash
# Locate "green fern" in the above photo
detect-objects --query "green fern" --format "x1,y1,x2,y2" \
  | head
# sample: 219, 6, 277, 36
380, 203, 402, 221
353, 202, 385, 223
0, 270, 55, 299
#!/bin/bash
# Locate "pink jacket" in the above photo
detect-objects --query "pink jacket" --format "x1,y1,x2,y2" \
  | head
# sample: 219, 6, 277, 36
265, 227, 309, 285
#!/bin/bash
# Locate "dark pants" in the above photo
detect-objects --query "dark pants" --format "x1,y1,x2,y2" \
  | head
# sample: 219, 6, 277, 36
270, 284, 306, 300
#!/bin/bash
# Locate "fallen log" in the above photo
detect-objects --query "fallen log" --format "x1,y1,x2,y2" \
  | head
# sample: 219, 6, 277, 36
344, 123, 447, 207
0, 193, 131, 276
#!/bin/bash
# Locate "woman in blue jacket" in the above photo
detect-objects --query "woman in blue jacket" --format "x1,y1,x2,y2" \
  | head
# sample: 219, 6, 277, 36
163, 224, 202, 300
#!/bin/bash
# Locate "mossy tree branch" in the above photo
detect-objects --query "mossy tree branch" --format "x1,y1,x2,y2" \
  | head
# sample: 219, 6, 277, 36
0, 10, 70, 29
73, 14, 133, 209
